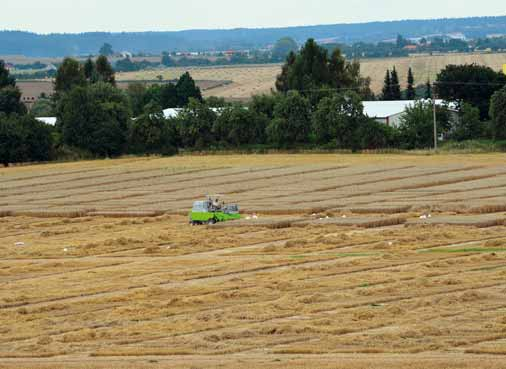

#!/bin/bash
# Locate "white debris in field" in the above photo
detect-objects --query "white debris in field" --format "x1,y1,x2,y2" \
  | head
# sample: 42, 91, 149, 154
311, 213, 317, 216
15, 242, 25, 247
252, 214, 258, 219
63, 248, 69, 253
388, 242, 394, 246
420, 215, 428, 219
246, 216, 251, 220
342, 215, 347, 219
326, 216, 330, 219
428, 214, 432, 218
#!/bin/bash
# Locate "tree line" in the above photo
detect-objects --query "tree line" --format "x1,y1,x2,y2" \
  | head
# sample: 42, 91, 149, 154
2, 39, 506, 166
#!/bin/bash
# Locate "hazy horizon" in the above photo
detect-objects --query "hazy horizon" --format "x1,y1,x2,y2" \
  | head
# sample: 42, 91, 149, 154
2, 0, 506, 34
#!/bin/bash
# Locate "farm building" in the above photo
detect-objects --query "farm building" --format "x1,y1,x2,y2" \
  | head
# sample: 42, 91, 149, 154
363, 100, 456, 128
35, 117, 57, 126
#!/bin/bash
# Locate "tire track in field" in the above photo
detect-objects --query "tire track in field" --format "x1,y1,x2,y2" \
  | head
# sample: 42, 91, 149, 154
116, 280, 506, 350
0, 166, 190, 192
0, 242, 479, 311
0, 166, 235, 199
1, 230, 502, 313
18, 165, 281, 203
224, 165, 417, 196
0, 167, 115, 185
254, 166, 487, 206
2, 251, 502, 350
311, 169, 505, 207
0, 157, 182, 186
0, 260, 136, 283
73, 165, 350, 209
11, 166, 288, 207
124, 165, 414, 210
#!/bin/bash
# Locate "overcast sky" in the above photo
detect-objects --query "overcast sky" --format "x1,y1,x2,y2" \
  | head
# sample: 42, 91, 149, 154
2, 0, 505, 34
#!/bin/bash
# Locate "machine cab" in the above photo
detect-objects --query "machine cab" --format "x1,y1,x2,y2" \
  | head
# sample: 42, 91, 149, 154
192, 201, 209, 213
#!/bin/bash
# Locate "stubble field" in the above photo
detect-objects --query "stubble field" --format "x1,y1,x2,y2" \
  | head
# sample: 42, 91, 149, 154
1, 154, 506, 368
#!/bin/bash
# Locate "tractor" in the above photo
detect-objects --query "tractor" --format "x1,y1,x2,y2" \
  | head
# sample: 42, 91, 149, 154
189, 195, 241, 225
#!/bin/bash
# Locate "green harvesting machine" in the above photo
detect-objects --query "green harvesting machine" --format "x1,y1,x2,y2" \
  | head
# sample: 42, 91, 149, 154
189, 195, 241, 225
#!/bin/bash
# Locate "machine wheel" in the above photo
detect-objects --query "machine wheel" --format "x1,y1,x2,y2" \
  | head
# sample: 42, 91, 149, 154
208, 218, 217, 225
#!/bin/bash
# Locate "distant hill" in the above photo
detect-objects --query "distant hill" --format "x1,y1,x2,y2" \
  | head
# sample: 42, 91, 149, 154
2, 16, 506, 57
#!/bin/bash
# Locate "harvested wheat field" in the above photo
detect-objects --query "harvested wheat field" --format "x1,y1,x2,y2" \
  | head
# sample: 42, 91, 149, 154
115, 52, 506, 99
1, 154, 506, 369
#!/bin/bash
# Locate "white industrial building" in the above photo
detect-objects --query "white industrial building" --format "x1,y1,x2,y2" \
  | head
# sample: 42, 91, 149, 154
162, 107, 226, 119
363, 100, 454, 128
35, 117, 57, 126
363, 101, 419, 127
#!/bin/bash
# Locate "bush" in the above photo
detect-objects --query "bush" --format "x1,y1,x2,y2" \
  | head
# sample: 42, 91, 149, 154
355, 118, 399, 150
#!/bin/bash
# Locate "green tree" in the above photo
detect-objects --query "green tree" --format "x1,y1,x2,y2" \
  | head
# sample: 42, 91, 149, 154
177, 99, 216, 148
161, 52, 175, 67
250, 94, 281, 120
355, 118, 399, 150
57, 82, 131, 157
399, 101, 449, 149
95, 55, 116, 85
406, 68, 416, 100
275, 39, 371, 102
0, 61, 26, 115
490, 86, 506, 140
175, 72, 202, 106
0, 86, 26, 115
126, 82, 148, 117
159, 83, 179, 109
84, 58, 97, 82
0, 115, 23, 166
266, 92, 311, 147
271, 37, 298, 62
55, 58, 86, 93
0, 113, 53, 166
382, 69, 392, 100
425, 79, 432, 99
213, 105, 267, 146
128, 103, 177, 155
99, 43, 114, 56
452, 103, 483, 141
205, 96, 229, 108
0, 60, 15, 88
275, 51, 295, 93
396, 35, 409, 48
435, 64, 506, 119
390, 67, 401, 100
312, 92, 364, 147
